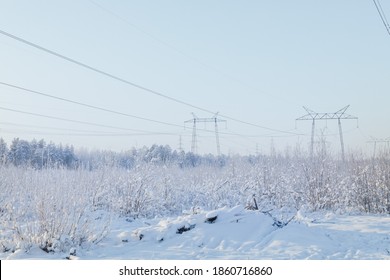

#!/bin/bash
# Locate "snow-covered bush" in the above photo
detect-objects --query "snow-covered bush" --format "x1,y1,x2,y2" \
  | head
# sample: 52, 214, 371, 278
348, 151, 390, 213
0, 167, 110, 254
1, 140, 390, 255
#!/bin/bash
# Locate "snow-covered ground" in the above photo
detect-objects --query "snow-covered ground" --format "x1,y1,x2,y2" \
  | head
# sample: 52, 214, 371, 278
3, 206, 390, 260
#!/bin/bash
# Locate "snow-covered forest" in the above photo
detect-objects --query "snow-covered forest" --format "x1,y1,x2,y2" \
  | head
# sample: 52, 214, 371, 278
1, 137, 390, 259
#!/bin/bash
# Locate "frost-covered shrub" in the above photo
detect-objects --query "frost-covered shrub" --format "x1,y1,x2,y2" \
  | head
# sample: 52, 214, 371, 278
348, 152, 390, 213
1, 148, 390, 255
0, 167, 110, 254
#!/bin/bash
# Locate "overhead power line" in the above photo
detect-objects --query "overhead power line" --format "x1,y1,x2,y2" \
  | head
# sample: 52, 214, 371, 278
0, 106, 176, 135
372, 0, 390, 36
0, 128, 176, 137
0, 103, 257, 139
0, 28, 300, 136
0, 121, 182, 136
0, 81, 183, 129
0, 29, 214, 112
87, 0, 290, 107
0, 81, 277, 138
219, 113, 302, 135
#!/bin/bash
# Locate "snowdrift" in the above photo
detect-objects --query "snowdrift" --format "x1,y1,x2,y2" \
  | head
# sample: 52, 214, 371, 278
4, 206, 390, 260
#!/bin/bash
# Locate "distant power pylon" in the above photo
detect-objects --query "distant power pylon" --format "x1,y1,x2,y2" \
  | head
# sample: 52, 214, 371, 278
184, 113, 226, 156
296, 105, 358, 161
367, 137, 390, 158
178, 135, 183, 152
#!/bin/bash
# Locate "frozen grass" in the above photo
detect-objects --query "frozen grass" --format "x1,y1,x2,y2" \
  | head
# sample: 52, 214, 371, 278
0, 150, 389, 257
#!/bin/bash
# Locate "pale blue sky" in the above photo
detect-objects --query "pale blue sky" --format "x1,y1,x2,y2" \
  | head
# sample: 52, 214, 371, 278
0, 0, 389, 155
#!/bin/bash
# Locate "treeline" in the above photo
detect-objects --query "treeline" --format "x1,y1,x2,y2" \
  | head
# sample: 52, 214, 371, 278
0, 138, 227, 169
78, 146, 227, 170
0, 137, 390, 215
0, 138, 77, 169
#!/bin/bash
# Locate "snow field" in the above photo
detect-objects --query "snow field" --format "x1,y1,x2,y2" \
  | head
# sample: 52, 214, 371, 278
0, 150, 390, 259
3, 205, 390, 260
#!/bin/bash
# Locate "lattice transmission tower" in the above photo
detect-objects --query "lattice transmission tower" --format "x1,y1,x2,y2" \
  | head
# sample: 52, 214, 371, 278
184, 113, 226, 156
367, 137, 390, 158
296, 105, 358, 161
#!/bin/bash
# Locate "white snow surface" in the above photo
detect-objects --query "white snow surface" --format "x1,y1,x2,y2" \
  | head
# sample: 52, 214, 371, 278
2, 206, 390, 260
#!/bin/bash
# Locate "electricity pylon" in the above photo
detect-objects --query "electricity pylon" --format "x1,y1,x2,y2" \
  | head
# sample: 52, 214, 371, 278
296, 105, 358, 161
367, 137, 390, 158
184, 113, 226, 156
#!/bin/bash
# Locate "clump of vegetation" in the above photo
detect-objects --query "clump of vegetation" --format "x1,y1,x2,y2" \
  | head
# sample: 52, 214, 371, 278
0, 137, 389, 254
